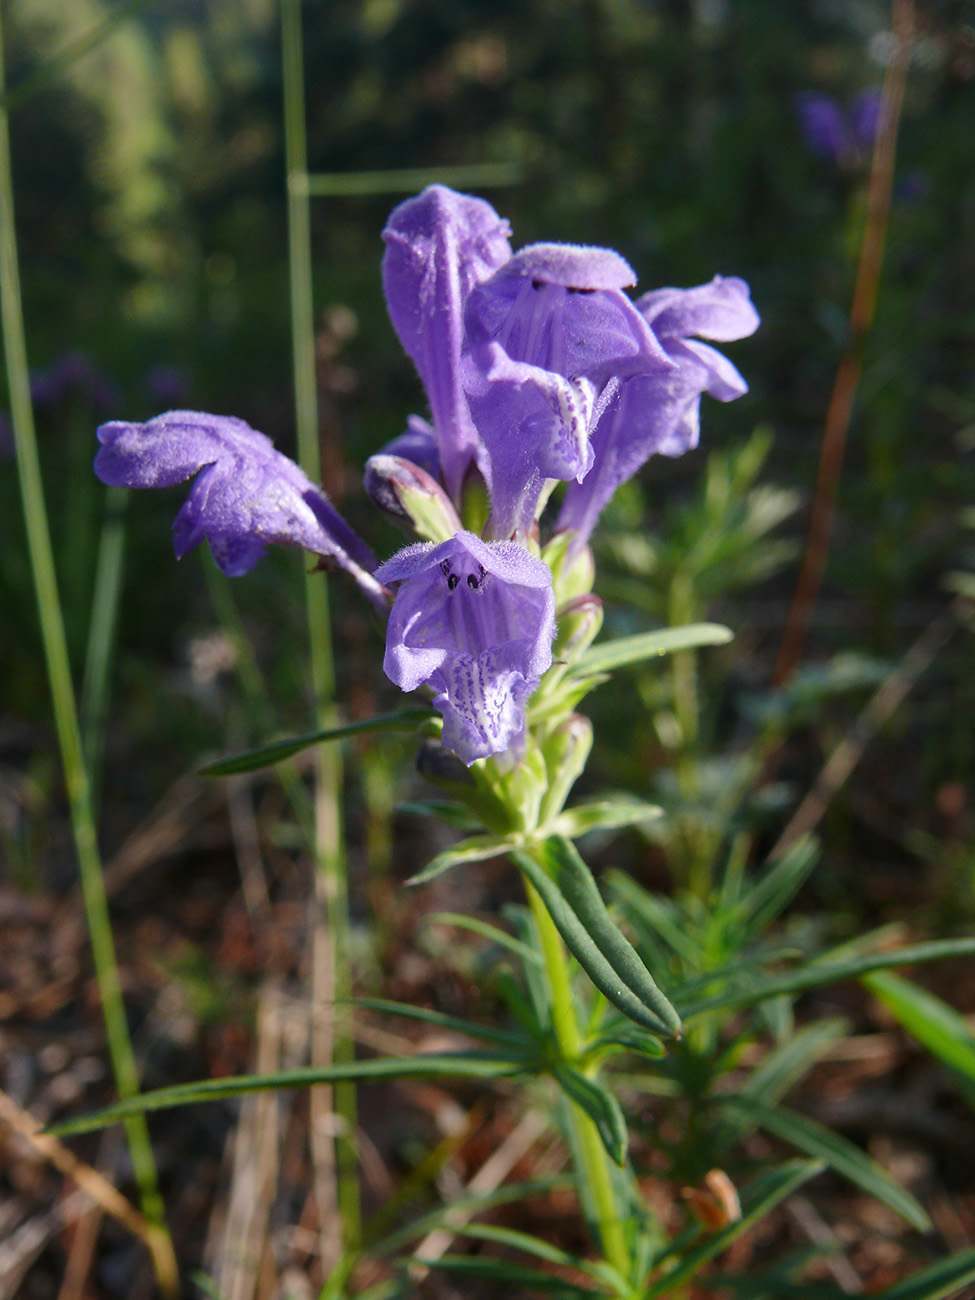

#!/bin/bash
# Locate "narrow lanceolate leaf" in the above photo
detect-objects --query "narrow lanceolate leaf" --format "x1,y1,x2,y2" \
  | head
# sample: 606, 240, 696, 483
644, 1159, 826, 1299
48, 1051, 534, 1138
540, 836, 681, 1038
406, 833, 521, 885
586, 1025, 667, 1061
575, 623, 732, 678
862, 971, 975, 1097
513, 843, 681, 1038
414, 1255, 599, 1298
426, 912, 544, 966
550, 797, 663, 839
721, 1096, 930, 1231
201, 707, 436, 775
677, 936, 975, 1020
551, 1063, 629, 1166
870, 1249, 975, 1300
353, 997, 533, 1051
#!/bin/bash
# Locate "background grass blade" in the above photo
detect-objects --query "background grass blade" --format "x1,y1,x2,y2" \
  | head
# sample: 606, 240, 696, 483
862, 970, 975, 1102
721, 1096, 930, 1230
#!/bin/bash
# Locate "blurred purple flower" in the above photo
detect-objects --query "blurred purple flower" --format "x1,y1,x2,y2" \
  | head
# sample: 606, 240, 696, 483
382, 185, 512, 500
557, 276, 760, 549
376, 530, 555, 764
795, 89, 882, 166
850, 89, 882, 153
144, 364, 191, 408
31, 350, 121, 415
94, 410, 383, 601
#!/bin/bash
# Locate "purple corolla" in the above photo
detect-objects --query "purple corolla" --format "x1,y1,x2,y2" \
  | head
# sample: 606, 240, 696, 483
94, 410, 382, 600
376, 531, 555, 765
557, 275, 760, 549
382, 185, 512, 500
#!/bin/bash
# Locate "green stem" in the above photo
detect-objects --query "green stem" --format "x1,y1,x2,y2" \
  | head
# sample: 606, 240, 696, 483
523, 878, 632, 1286
0, 22, 178, 1298
281, 0, 360, 1251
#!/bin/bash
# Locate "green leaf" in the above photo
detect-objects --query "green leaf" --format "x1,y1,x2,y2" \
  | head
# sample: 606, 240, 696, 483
575, 623, 733, 678
406, 833, 521, 885
353, 997, 534, 1050
414, 1255, 600, 1297
550, 797, 663, 839
396, 800, 480, 830
451, 1222, 626, 1292
721, 1096, 930, 1231
871, 1249, 975, 1300
677, 937, 975, 1020
739, 1018, 850, 1109
862, 970, 975, 1098
368, 1175, 574, 1258
740, 837, 819, 936
586, 1025, 667, 1061
644, 1159, 826, 1298
551, 1063, 629, 1165
201, 707, 435, 775
514, 842, 681, 1037
426, 911, 544, 966
539, 836, 681, 1038
48, 1051, 534, 1138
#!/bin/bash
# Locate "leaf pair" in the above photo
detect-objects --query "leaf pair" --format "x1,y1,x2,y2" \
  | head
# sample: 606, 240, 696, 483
514, 835, 681, 1040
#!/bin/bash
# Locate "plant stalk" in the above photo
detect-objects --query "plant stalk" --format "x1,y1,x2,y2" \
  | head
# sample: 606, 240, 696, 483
281, 0, 361, 1253
523, 876, 632, 1286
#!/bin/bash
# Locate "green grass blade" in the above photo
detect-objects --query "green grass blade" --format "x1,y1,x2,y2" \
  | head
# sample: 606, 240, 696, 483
49, 1050, 536, 1138
721, 1096, 930, 1231
450, 1222, 628, 1292
677, 937, 975, 1020
870, 1249, 975, 1300
352, 996, 534, 1050
425, 911, 544, 966
413, 1255, 600, 1297
862, 970, 975, 1100
575, 623, 732, 678
81, 484, 128, 807
0, 23, 176, 1294
368, 1176, 574, 1257
200, 706, 435, 775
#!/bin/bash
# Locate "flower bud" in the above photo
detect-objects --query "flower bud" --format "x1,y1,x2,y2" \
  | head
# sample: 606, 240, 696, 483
363, 454, 462, 543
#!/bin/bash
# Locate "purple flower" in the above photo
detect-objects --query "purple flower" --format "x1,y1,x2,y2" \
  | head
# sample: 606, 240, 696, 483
795, 89, 882, 165
795, 92, 850, 164
94, 410, 383, 600
31, 350, 121, 415
462, 242, 676, 537
465, 243, 672, 386
376, 530, 555, 765
850, 89, 882, 154
382, 185, 512, 500
557, 276, 759, 548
